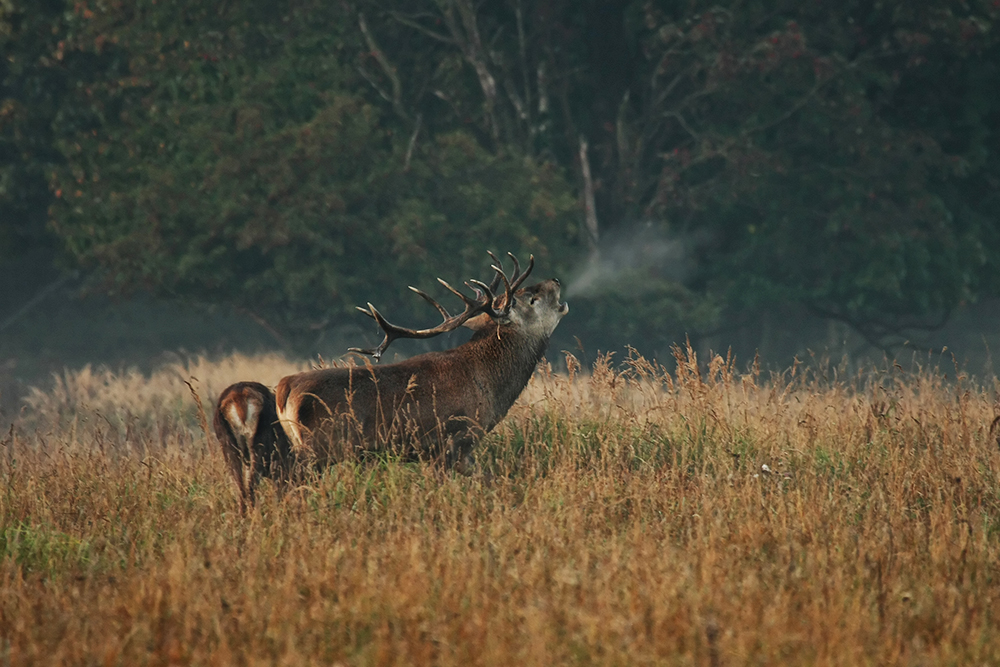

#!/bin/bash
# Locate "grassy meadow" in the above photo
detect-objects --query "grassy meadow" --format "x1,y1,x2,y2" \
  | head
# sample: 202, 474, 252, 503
2, 347, 1000, 665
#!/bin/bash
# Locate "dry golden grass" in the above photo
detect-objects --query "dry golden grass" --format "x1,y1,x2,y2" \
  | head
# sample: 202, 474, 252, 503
3, 347, 1000, 665
20, 352, 306, 430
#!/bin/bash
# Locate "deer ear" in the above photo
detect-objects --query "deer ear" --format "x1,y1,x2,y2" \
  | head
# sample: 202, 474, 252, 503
462, 313, 494, 331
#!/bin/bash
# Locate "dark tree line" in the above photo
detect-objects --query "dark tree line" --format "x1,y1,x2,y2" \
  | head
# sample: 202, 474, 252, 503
2, 0, 999, 352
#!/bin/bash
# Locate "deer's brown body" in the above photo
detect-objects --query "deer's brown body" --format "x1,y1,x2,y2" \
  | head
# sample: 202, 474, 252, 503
276, 260, 567, 469
213, 381, 292, 512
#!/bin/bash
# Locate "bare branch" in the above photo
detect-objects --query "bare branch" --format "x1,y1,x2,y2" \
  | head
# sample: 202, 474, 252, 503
358, 12, 408, 122
387, 11, 455, 44
445, 0, 500, 142
514, 0, 532, 123
742, 53, 876, 137
495, 55, 528, 122
653, 63, 697, 110
579, 136, 599, 254
664, 111, 699, 141
536, 61, 548, 114
0, 270, 77, 333
616, 89, 631, 166
649, 38, 688, 92
403, 113, 423, 172
237, 307, 290, 350
741, 79, 824, 137
356, 64, 393, 105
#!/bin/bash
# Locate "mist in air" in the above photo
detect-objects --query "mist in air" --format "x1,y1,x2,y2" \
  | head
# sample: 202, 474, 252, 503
566, 225, 698, 300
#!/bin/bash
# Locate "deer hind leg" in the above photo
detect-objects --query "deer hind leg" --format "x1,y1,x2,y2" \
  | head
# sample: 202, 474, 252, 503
254, 417, 295, 499
214, 403, 252, 513
269, 421, 295, 495
274, 385, 306, 457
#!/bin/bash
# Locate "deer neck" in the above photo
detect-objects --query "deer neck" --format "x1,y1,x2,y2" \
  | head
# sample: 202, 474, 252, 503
466, 321, 549, 416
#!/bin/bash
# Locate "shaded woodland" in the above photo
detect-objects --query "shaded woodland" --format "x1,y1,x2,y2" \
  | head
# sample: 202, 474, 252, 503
2, 0, 999, 355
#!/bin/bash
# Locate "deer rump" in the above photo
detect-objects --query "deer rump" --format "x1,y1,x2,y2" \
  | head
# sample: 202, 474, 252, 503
212, 381, 293, 512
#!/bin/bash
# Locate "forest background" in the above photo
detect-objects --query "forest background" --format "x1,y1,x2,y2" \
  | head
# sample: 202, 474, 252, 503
2, 0, 1000, 410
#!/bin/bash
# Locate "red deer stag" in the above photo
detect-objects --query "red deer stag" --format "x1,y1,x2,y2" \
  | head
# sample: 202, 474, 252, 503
275, 252, 568, 470
213, 381, 293, 512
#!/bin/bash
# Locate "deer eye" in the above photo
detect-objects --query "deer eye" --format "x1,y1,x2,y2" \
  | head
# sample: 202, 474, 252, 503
530, 296, 538, 305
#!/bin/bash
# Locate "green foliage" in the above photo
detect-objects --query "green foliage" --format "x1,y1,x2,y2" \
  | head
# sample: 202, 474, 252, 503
0, 0, 74, 257
43, 0, 579, 339
0, 521, 93, 574
621, 1, 1000, 343
3, 0, 1000, 350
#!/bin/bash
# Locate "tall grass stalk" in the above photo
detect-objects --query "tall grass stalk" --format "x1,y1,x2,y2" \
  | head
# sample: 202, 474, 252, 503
2, 346, 999, 665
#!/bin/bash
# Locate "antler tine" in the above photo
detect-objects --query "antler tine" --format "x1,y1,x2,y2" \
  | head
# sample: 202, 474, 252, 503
436, 277, 470, 302
467, 279, 502, 315
436, 277, 498, 316
347, 344, 386, 360
485, 252, 534, 314
508, 254, 534, 293
351, 277, 499, 362
348, 303, 398, 361
486, 251, 504, 294
489, 263, 513, 312
506, 252, 521, 284
408, 285, 451, 320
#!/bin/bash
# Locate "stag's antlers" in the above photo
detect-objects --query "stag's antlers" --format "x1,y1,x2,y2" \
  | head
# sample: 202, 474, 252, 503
486, 251, 535, 311
349, 251, 534, 362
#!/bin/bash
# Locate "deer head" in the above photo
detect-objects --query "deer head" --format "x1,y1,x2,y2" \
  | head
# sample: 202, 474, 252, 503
348, 252, 555, 361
